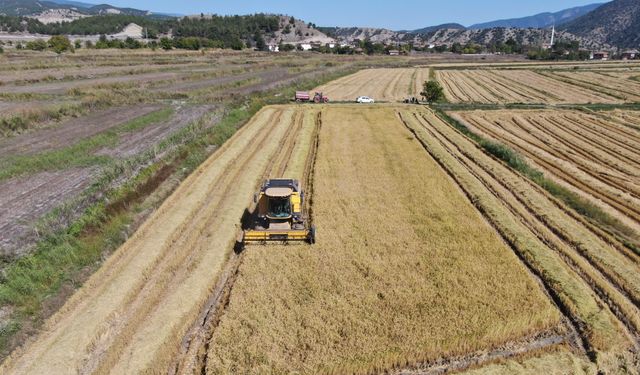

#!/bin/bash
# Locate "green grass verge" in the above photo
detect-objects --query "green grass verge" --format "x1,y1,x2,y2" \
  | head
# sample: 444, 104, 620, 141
0, 107, 174, 181
434, 108, 639, 254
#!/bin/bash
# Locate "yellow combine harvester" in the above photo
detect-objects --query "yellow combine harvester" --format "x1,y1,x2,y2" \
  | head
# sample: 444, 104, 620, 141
242, 179, 316, 245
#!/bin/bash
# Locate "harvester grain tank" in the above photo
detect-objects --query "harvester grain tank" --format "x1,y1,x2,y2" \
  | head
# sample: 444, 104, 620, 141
294, 91, 329, 103
242, 179, 316, 245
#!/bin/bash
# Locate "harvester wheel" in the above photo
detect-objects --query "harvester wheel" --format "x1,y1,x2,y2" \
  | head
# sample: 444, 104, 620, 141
308, 226, 316, 244
235, 231, 246, 253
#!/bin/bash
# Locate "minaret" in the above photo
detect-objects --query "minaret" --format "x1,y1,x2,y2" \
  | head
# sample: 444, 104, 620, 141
550, 25, 555, 48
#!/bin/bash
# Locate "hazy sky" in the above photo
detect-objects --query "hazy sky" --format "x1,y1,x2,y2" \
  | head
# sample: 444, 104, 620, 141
100, 1, 606, 29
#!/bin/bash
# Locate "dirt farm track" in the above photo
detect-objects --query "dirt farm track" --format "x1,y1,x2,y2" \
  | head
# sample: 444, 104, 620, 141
1, 54, 640, 374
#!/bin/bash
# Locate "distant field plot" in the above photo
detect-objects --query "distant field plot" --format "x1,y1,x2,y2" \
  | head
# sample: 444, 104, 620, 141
436, 69, 619, 104
313, 68, 428, 101
206, 106, 561, 374
451, 109, 640, 235
544, 70, 640, 101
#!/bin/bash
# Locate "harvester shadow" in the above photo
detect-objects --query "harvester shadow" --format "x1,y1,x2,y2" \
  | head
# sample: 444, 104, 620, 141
233, 208, 254, 254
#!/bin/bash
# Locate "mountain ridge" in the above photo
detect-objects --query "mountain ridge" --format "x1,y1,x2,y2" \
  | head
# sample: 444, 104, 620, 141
0, 0, 160, 18
469, 3, 604, 29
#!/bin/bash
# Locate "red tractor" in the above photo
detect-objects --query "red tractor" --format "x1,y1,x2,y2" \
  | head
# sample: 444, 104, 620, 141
294, 91, 329, 103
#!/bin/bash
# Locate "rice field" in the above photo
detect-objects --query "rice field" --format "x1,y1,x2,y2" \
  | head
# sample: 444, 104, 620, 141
0, 106, 321, 374
4, 56, 640, 375
205, 106, 562, 374
400, 107, 639, 371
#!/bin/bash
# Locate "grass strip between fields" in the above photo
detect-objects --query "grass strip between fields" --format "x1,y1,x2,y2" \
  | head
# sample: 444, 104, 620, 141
434, 108, 640, 254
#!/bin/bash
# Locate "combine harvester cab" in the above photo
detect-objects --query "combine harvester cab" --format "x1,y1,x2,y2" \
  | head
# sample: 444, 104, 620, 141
242, 179, 316, 245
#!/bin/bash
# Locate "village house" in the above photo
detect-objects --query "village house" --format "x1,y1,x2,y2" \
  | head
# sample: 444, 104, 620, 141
267, 43, 279, 52
622, 49, 639, 60
591, 51, 610, 60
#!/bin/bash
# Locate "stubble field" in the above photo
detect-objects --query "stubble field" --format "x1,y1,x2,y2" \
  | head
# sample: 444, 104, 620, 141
451, 109, 640, 239
435, 68, 629, 104
313, 67, 429, 101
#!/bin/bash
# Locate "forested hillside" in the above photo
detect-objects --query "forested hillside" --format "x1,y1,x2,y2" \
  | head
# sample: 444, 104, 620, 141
562, 0, 640, 48
0, 13, 280, 49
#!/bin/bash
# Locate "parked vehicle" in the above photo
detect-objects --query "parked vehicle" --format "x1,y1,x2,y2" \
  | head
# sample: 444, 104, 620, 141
356, 96, 375, 103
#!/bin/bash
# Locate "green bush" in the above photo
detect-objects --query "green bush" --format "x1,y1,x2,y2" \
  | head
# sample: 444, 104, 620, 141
159, 37, 173, 50
420, 80, 444, 103
280, 43, 295, 52
26, 39, 47, 51
48, 35, 73, 54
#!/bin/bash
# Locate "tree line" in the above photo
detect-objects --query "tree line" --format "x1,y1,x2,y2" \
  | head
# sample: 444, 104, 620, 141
0, 14, 279, 51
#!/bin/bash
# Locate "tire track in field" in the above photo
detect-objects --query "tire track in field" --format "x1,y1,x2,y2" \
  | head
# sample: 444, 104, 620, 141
402, 109, 640, 354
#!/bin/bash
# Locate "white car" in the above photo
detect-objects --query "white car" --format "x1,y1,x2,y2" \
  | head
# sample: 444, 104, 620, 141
356, 96, 375, 103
